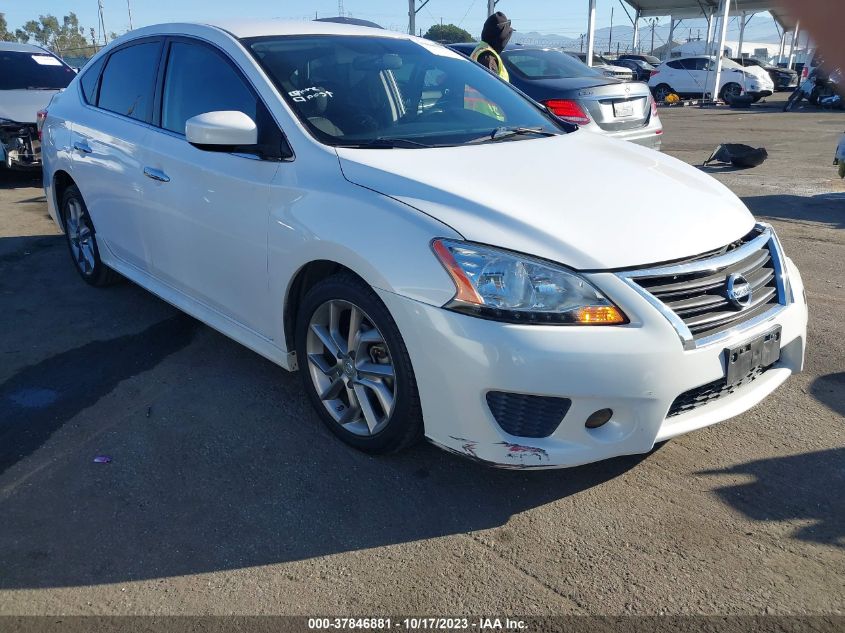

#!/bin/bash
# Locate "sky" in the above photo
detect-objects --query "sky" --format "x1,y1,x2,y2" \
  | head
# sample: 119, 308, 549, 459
1, 0, 782, 44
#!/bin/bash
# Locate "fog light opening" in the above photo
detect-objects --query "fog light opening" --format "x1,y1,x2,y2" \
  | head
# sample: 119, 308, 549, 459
585, 408, 613, 429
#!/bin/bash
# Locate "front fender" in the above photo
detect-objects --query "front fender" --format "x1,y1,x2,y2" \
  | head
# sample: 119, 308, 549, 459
268, 171, 462, 349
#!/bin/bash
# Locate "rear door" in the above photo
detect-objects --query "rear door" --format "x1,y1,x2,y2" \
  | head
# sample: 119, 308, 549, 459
69, 39, 162, 271
138, 38, 282, 335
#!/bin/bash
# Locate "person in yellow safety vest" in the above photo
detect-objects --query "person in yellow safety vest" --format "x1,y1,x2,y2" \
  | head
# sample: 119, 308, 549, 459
470, 12, 514, 82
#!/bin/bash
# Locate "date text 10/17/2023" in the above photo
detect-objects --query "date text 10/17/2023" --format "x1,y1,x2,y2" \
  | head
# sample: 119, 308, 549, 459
307, 618, 528, 630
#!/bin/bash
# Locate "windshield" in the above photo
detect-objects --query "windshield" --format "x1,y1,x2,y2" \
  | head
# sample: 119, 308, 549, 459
504, 48, 602, 79
244, 35, 565, 148
0, 50, 75, 90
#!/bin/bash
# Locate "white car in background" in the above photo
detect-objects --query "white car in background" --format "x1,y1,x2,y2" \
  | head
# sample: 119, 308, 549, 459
0, 42, 76, 170
40, 20, 806, 468
649, 55, 774, 104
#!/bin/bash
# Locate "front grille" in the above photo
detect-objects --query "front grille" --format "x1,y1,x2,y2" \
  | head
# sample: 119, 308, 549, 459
629, 228, 783, 342
667, 366, 768, 418
486, 391, 571, 438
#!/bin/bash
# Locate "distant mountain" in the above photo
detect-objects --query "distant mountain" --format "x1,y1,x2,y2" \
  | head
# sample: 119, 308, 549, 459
508, 17, 781, 54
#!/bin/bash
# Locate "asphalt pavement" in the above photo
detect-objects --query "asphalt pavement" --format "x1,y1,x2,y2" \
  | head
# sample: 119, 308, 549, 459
0, 92, 842, 616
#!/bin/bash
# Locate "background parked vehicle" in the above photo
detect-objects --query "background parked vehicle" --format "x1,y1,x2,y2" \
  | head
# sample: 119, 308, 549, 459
0, 42, 76, 170
730, 57, 798, 91
618, 53, 662, 66
449, 43, 661, 149
783, 63, 843, 111
835, 132, 845, 178
648, 55, 774, 104
566, 52, 634, 81
611, 57, 655, 82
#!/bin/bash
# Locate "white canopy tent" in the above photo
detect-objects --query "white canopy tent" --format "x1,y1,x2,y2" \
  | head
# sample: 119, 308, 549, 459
607, 0, 800, 101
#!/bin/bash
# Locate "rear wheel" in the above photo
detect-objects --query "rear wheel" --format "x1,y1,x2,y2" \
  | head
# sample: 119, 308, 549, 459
61, 185, 121, 287
295, 273, 423, 454
652, 84, 674, 102
720, 82, 743, 105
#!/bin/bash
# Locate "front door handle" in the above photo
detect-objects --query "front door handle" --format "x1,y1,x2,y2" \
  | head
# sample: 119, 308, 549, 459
72, 140, 92, 154
143, 167, 170, 183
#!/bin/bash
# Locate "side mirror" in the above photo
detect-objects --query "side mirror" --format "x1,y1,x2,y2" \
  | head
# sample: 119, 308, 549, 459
186, 111, 257, 149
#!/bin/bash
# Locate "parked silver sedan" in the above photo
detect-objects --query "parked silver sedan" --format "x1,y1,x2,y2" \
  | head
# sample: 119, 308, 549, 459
450, 44, 662, 150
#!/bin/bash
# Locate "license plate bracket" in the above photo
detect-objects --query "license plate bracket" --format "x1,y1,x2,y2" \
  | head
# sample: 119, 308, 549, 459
613, 101, 634, 117
724, 326, 782, 386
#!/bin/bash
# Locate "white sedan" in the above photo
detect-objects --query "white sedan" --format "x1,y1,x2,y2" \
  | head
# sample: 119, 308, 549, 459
649, 55, 775, 103
40, 20, 806, 468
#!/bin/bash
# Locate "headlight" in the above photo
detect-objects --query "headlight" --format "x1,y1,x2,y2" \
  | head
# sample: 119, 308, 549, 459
431, 239, 627, 325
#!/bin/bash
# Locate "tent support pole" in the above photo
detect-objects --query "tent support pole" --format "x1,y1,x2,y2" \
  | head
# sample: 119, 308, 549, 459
586, 0, 597, 66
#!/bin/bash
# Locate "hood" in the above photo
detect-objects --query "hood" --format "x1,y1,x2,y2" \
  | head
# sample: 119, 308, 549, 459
481, 12, 513, 53
0, 89, 59, 124
337, 132, 754, 270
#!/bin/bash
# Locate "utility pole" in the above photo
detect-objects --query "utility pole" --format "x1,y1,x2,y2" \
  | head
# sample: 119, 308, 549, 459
126, 0, 133, 30
487, 0, 496, 17
98, 0, 108, 45
650, 19, 656, 56
408, 0, 431, 36
608, 6, 613, 56
338, 0, 344, 17
580, 33, 585, 52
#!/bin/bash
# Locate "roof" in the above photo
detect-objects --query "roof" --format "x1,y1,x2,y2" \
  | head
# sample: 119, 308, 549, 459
0, 42, 49, 53
201, 18, 405, 39
620, 0, 796, 30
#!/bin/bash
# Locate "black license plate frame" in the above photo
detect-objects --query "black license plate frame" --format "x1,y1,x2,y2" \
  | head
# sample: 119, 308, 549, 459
724, 326, 782, 387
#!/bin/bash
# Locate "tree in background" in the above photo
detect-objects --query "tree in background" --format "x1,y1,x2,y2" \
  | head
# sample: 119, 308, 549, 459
423, 24, 473, 44
0, 13, 18, 41
13, 12, 99, 57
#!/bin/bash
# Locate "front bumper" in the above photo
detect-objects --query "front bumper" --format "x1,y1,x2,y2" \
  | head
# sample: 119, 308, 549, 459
377, 258, 806, 469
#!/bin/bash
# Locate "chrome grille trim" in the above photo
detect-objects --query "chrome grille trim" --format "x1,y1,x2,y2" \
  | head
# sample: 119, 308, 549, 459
617, 224, 791, 351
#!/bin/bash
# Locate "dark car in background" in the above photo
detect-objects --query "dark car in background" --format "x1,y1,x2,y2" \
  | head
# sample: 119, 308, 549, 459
618, 53, 662, 66
449, 43, 662, 149
731, 57, 798, 90
1, 42, 76, 170
611, 57, 655, 82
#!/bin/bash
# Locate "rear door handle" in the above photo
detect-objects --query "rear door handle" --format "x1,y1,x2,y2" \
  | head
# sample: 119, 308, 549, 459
143, 167, 170, 183
72, 140, 92, 154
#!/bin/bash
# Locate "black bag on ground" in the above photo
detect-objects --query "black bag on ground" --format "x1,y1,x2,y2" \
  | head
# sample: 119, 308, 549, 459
703, 143, 768, 168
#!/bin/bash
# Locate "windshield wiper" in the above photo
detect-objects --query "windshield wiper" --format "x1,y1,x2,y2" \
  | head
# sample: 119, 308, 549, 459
338, 137, 432, 149
466, 126, 559, 144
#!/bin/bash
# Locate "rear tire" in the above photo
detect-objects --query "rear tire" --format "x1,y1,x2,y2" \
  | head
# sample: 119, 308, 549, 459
61, 185, 122, 287
652, 84, 674, 103
295, 272, 423, 454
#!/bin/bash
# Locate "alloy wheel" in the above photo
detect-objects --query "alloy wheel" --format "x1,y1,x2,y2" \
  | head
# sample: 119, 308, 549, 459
305, 299, 397, 436
65, 198, 96, 276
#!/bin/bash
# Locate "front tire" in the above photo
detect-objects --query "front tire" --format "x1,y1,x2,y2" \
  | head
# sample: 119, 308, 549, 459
295, 273, 423, 454
61, 185, 121, 287
720, 82, 743, 105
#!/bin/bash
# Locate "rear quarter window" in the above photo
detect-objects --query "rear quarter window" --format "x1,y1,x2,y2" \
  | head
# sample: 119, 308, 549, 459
79, 56, 105, 104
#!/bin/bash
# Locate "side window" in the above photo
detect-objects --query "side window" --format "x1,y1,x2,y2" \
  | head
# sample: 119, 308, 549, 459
161, 42, 257, 135
667, 60, 683, 70
693, 59, 711, 71
97, 41, 161, 121
79, 55, 105, 104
